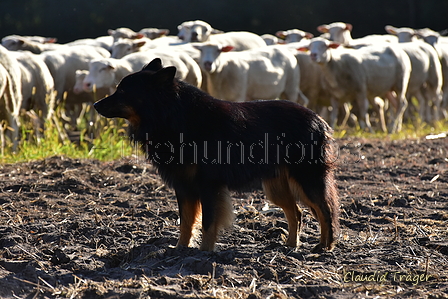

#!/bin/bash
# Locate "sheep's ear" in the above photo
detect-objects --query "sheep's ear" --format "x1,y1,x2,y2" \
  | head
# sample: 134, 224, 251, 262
305, 32, 314, 39
159, 29, 170, 36
153, 66, 176, 86
221, 46, 234, 52
328, 43, 340, 49
108, 29, 115, 36
297, 46, 309, 52
45, 37, 57, 44
104, 60, 116, 70
133, 40, 147, 49
345, 23, 353, 32
276, 31, 287, 39
385, 25, 397, 35
317, 25, 329, 33
143, 58, 163, 72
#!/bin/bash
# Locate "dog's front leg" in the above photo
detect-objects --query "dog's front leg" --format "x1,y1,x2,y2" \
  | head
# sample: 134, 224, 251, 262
175, 188, 201, 248
199, 185, 234, 251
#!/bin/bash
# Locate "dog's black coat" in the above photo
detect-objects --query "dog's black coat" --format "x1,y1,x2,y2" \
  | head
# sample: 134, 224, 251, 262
94, 58, 339, 252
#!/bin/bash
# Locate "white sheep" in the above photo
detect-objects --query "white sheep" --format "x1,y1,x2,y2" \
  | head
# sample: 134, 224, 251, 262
10, 51, 56, 133
66, 36, 114, 51
0, 45, 22, 151
83, 50, 192, 94
2, 35, 57, 48
207, 31, 267, 50
177, 20, 223, 41
384, 25, 419, 42
177, 20, 266, 50
260, 34, 280, 45
282, 41, 352, 125
41, 45, 110, 101
73, 70, 89, 95
107, 27, 144, 43
150, 35, 184, 46
40, 45, 111, 126
110, 38, 154, 58
384, 26, 444, 121
177, 21, 195, 41
0, 63, 16, 153
301, 37, 411, 133
138, 28, 170, 39
292, 47, 333, 117
71, 69, 110, 127
174, 51, 203, 88
110, 36, 177, 56
415, 28, 448, 118
2, 34, 114, 53
167, 43, 209, 91
74, 70, 109, 99
181, 20, 214, 42
275, 29, 314, 43
109, 40, 202, 88
110, 36, 189, 59
193, 42, 308, 105
1, 35, 66, 54
317, 22, 398, 48
397, 42, 443, 122
416, 28, 448, 47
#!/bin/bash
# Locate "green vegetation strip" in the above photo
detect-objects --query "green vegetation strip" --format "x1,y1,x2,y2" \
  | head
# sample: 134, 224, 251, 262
1, 105, 447, 164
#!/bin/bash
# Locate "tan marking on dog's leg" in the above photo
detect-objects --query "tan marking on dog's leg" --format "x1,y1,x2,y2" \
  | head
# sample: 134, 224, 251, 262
176, 198, 201, 248
263, 174, 303, 247
200, 186, 234, 251
284, 203, 302, 247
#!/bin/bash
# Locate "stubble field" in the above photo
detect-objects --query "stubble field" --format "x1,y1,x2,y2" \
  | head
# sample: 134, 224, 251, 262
0, 136, 447, 298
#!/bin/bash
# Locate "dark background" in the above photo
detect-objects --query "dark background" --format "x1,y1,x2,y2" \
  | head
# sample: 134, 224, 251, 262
0, 0, 446, 43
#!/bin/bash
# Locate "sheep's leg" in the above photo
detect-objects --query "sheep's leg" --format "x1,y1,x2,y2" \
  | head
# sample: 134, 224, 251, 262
389, 92, 408, 133
357, 96, 373, 133
340, 102, 351, 128
413, 90, 429, 123
297, 90, 309, 107
373, 97, 387, 133
0, 121, 5, 156
330, 97, 339, 129
422, 86, 442, 123
442, 89, 448, 119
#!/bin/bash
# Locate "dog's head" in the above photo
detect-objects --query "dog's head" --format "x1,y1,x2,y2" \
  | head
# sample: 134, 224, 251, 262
93, 58, 177, 127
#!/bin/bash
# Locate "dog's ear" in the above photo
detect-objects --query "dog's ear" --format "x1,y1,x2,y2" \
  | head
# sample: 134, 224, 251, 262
153, 66, 177, 86
143, 58, 163, 72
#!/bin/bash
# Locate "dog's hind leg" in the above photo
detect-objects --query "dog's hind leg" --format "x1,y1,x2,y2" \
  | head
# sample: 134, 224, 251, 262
175, 189, 201, 248
262, 174, 303, 247
199, 185, 234, 251
287, 172, 339, 252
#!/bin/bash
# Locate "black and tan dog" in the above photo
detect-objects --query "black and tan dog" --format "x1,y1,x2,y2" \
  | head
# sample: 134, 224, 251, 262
94, 58, 340, 252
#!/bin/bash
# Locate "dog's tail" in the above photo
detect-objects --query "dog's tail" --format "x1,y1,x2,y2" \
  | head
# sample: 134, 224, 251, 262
288, 119, 340, 251
320, 126, 340, 249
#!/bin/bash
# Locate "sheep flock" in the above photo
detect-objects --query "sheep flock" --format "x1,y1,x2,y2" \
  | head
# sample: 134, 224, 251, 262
1, 20, 448, 152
